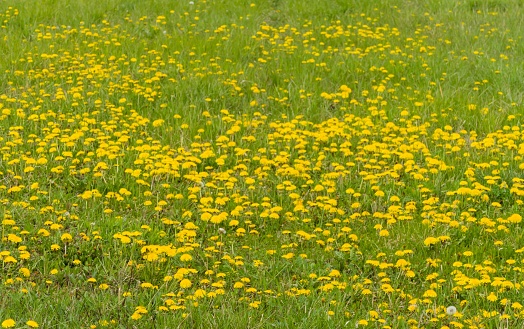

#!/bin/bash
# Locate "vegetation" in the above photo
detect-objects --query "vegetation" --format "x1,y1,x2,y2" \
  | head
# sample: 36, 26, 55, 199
1, 0, 524, 327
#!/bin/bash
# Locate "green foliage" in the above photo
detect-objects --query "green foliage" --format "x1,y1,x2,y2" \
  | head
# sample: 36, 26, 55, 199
1, 0, 524, 328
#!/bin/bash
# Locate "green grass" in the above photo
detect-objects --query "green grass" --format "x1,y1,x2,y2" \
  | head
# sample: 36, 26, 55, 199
1, 0, 524, 328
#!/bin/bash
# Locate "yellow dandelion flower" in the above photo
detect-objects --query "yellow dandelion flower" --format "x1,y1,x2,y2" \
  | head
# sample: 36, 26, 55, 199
152, 119, 164, 127
233, 282, 244, 289
508, 214, 522, 223
130, 313, 142, 320
60, 233, 73, 242
143, 253, 158, 262
249, 301, 261, 308
3, 256, 17, 264
487, 293, 497, 302
180, 254, 192, 262
7, 234, 22, 243
423, 237, 439, 246
180, 279, 192, 289
423, 289, 437, 298
1, 319, 15, 328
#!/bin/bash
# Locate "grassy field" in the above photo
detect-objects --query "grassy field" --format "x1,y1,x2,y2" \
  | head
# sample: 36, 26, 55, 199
1, 0, 524, 327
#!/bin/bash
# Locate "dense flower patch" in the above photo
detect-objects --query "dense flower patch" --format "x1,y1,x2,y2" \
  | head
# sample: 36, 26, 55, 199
1, 0, 524, 327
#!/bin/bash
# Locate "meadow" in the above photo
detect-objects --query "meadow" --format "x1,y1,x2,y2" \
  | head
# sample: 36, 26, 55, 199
1, 0, 524, 327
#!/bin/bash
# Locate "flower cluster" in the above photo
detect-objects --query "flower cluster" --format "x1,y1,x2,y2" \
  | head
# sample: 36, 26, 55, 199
1, 0, 523, 327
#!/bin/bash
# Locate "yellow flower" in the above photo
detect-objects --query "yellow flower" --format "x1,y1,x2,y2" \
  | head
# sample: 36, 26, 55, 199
152, 119, 164, 127
3, 256, 17, 264
130, 313, 142, 320
423, 289, 437, 298
7, 234, 22, 243
508, 214, 522, 223
339, 85, 352, 98
60, 233, 73, 242
180, 254, 192, 262
140, 282, 156, 289
233, 282, 244, 289
180, 279, 192, 289
194, 289, 206, 298
143, 253, 158, 262
1, 319, 15, 328
26, 320, 39, 328
37, 229, 50, 237
423, 237, 439, 246
249, 301, 261, 308
487, 293, 497, 302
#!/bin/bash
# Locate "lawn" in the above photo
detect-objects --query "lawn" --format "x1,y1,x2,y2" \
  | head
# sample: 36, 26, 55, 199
1, 0, 524, 328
